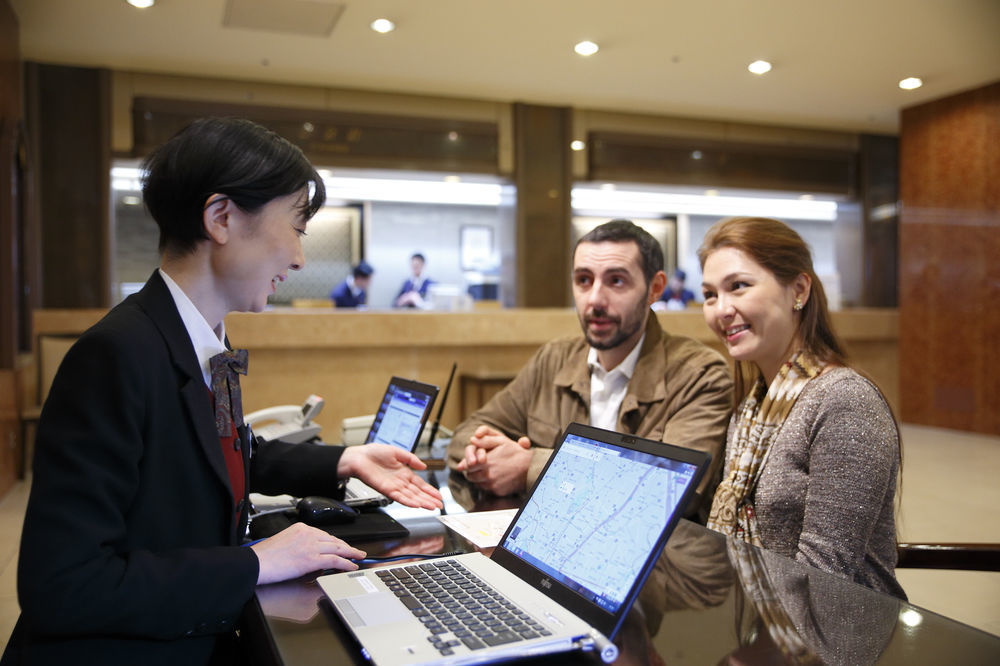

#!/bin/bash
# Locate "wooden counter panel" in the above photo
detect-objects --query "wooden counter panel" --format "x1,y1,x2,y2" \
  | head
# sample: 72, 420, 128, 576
225, 309, 584, 348
31, 308, 899, 434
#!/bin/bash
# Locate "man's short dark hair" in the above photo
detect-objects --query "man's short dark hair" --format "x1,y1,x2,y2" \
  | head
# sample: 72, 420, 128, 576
576, 219, 664, 284
411, 253, 425, 263
353, 261, 374, 279
141, 117, 326, 256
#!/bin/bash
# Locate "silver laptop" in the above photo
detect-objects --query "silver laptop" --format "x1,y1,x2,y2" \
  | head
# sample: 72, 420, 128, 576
343, 376, 439, 507
319, 422, 711, 665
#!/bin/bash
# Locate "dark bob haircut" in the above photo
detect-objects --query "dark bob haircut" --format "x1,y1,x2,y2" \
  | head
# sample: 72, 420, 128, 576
141, 117, 326, 255
576, 219, 664, 285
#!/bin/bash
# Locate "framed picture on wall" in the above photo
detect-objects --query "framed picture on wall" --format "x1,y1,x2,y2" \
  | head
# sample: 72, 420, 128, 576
460, 225, 494, 270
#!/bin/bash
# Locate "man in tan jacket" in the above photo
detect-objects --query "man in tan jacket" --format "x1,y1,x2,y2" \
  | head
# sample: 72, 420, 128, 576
447, 219, 733, 518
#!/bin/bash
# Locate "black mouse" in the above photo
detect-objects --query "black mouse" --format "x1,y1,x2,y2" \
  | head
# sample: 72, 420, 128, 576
296, 496, 359, 526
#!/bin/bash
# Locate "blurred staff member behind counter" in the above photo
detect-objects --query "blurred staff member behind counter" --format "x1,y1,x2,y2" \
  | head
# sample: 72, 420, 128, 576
330, 260, 374, 308
394, 252, 434, 309
655, 268, 696, 311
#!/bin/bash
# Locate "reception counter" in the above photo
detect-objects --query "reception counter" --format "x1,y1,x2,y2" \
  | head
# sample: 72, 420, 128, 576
29, 308, 899, 440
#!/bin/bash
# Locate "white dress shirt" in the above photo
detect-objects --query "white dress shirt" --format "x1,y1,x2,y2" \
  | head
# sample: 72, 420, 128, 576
159, 268, 227, 388
587, 333, 645, 432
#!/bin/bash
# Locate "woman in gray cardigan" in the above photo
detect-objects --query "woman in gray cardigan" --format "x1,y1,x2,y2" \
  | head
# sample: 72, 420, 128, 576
698, 216, 904, 598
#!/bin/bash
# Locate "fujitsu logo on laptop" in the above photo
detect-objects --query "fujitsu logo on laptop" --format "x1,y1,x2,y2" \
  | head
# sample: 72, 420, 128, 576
540, 578, 552, 589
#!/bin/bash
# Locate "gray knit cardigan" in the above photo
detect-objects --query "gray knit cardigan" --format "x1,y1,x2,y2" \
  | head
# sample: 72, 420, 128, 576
727, 366, 905, 598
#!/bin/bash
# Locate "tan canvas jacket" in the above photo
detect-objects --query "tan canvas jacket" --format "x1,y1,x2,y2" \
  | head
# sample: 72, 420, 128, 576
447, 315, 733, 516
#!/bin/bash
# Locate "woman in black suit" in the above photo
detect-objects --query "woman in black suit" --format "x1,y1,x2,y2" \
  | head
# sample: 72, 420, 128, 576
4, 118, 441, 665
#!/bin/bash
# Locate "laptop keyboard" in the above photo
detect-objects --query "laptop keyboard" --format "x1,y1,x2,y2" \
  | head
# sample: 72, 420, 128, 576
376, 559, 552, 656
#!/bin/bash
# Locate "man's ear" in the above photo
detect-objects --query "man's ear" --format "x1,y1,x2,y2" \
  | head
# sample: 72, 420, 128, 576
647, 270, 668, 306
203, 195, 232, 245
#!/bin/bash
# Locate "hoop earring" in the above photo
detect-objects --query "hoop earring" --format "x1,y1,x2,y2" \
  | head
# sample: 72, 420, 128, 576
793, 298, 804, 311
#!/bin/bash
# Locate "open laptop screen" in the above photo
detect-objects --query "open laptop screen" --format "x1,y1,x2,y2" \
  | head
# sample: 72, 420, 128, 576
500, 430, 700, 614
364, 377, 438, 451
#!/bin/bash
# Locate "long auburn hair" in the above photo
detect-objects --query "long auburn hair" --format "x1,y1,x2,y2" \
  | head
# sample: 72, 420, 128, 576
697, 216, 849, 402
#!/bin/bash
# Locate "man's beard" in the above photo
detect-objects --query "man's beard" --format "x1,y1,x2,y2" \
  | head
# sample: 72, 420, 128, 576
580, 297, 648, 351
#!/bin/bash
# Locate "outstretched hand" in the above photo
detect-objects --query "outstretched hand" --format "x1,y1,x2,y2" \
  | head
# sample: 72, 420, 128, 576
339, 444, 443, 510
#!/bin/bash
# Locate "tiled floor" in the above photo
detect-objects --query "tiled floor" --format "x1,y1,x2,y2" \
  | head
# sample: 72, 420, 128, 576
1, 423, 998, 651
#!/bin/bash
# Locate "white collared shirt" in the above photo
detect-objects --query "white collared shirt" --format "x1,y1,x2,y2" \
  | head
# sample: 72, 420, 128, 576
159, 268, 227, 388
346, 275, 364, 298
409, 275, 427, 292
587, 333, 645, 432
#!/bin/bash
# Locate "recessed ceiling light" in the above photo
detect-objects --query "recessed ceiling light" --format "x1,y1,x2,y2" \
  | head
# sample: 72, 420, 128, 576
126, 0, 155, 8
899, 77, 923, 90
748, 60, 772, 75
574, 41, 599, 57
570, 140, 586, 151
691, 150, 703, 160
371, 18, 395, 33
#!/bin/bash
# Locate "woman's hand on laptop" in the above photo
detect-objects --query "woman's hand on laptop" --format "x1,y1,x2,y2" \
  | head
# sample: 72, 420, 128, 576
252, 522, 365, 584
339, 444, 444, 510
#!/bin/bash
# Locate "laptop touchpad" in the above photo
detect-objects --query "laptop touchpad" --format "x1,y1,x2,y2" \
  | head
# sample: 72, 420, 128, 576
336, 593, 410, 627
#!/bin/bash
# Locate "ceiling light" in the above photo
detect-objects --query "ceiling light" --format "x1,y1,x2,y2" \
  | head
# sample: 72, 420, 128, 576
899, 77, 923, 90
691, 150, 703, 160
324, 176, 504, 206
574, 41, 599, 57
748, 60, 772, 75
126, 0, 155, 8
572, 186, 838, 221
571, 140, 586, 151
370, 18, 395, 34
444, 175, 461, 183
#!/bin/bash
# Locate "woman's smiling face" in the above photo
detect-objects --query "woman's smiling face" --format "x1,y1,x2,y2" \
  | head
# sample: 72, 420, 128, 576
217, 190, 309, 314
700, 246, 805, 382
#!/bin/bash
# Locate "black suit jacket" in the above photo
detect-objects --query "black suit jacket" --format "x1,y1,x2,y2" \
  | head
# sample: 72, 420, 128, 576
4, 272, 345, 665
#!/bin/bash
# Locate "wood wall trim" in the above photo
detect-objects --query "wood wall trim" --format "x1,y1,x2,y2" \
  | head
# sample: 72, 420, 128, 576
132, 96, 500, 174
513, 103, 572, 307
588, 130, 857, 196
25, 63, 112, 309
899, 80, 1000, 434
0, 0, 19, 369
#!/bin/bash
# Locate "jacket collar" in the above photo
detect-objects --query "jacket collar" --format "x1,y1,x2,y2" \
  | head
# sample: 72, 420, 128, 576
133, 270, 233, 501
555, 313, 669, 408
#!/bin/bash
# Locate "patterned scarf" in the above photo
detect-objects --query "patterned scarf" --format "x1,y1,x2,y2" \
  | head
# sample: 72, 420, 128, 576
707, 351, 824, 545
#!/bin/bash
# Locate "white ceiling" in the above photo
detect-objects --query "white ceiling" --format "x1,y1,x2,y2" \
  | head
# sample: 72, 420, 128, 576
10, 0, 1000, 134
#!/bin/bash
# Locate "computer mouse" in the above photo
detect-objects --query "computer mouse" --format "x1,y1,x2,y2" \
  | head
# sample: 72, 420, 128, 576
296, 496, 359, 526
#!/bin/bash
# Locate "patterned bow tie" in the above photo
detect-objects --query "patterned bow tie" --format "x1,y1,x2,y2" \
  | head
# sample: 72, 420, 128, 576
209, 349, 248, 437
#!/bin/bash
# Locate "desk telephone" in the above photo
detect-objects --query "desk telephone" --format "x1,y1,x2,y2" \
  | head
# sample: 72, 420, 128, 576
245, 393, 455, 447
245, 394, 324, 444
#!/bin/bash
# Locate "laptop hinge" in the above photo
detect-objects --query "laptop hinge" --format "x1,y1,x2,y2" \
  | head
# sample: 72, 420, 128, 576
576, 630, 618, 664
